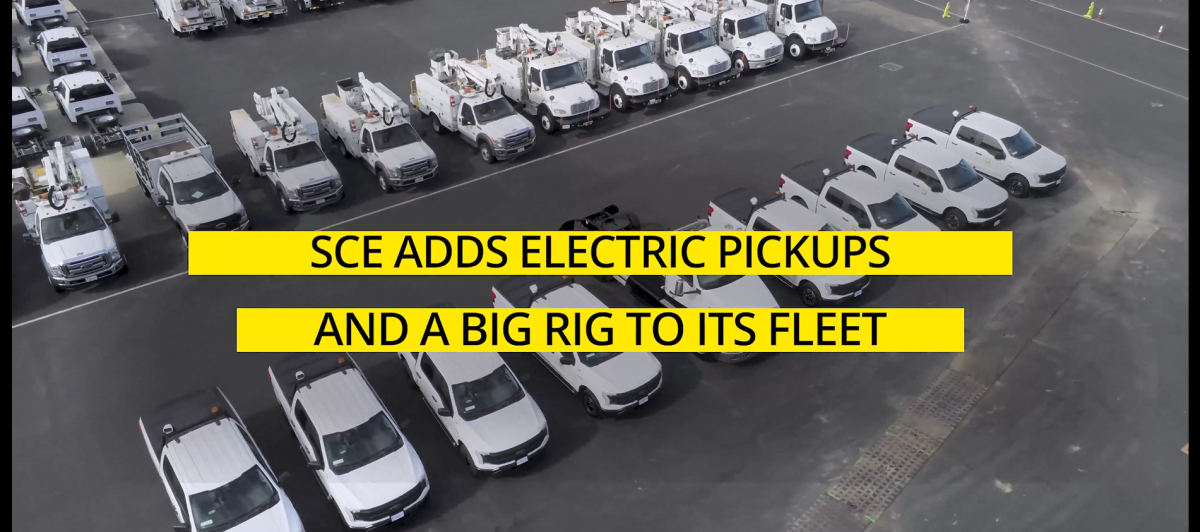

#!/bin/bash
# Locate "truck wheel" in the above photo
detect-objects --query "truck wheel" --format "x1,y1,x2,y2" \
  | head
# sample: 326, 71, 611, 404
538, 108, 559, 134
52, 282, 65, 294
1006, 175, 1031, 198
277, 187, 295, 214
460, 444, 482, 479
338, 140, 352, 159
139, 179, 150, 198
799, 281, 823, 307
786, 36, 806, 60
581, 390, 602, 419
479, 141, 496, 164
377, 169, 393, 194
943, 208, 967, 231
172, 25, 184, 38
733, 52, 749, 74
430, 116, 445, 134
675, 69, 694, 93
611, 87, 629, 112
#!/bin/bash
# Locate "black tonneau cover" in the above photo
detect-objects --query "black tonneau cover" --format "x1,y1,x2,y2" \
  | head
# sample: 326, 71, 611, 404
495, 275, 575, 308
712, 187, 782, 226
141, 387, 235, 459
848, 133, 898, 163
911, 105, 956, 134
273, 354, 355, 405
784, 158, 855, 194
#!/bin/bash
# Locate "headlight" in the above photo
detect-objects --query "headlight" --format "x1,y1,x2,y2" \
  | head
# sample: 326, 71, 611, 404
332, 176, 343, 188
285, 187, 299, 199
56, 264, 69, 277
238, 211, 249, 225
627, 86, 640, 95
494, 136, 506, 148
971, 208, 981, 217
107, 249, 121, 262
186, 224, 199, 231
691, 69, 704, 76
749, 52, 762, 60
553, 107, 566, 115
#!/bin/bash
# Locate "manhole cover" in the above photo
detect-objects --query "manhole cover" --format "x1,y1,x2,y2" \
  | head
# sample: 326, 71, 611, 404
880, 62, 903, 71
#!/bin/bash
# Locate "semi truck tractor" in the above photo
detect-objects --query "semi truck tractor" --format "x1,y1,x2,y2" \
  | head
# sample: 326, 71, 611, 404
668, 0, 785, 72
747, 0, 847, 60
219, 0, 287, 23
621, 0, 739, 92
562, 8, 678, 111
153, 0, 228, 36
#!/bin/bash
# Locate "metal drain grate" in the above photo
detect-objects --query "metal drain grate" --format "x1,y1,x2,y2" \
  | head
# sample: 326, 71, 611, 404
791, 496, 869, 532
880, 62, 903, 71
908, 369, 987, 431
827, 431, 930, 521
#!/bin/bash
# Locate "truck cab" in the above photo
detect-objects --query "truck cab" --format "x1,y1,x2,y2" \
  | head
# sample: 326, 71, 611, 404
660, 20, 737, 91
750, 0, 846, 59
780, 159, 940, 232
708, 188, 870, 307
138, 388, 305, 532
563, 11, 678, 111
492, 276, 665, 418
907, 105, 1068, 198
687, 1, 784, 71
31, 26, 94, 74
48, 70, 123, 124
220, 0, 288, 23
846, 133, 1009, 230
269, 355, 429, 528
13, 86, 47, 134
14, 0, 67, 28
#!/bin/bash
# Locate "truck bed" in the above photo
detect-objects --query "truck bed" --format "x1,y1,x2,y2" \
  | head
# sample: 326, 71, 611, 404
848, 132, 897, 164
783, 158, 851, 194
494, 275, 575, 308
122, 114, 208, 161
910, 105, 955, 134
711, 187, 768, 226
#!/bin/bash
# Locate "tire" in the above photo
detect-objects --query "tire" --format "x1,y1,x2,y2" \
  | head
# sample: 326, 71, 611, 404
799, 281, 823, 307
460, 444, 482, 479
119, 262, 129, 275
1006, 174, 1031, 198
234, 14, 241, 25
479, 140, 496, 164
733, 52, 749, 74
625, 212, 642, 230
52, 282, 65, 293
786, 35, 806, 60
695, 353, 717, 362
581, 389, 602, 419
172, 24, 184, 38
675, 68, 694, 93
538, 107, 558, 135
155, 7, 162, 20
943, 208, 967, 231
278, 187, 295, 214
611, 87, 629, 112
338, 139, 352, 159
377, 168, 393, 194
430, 116, 445, 134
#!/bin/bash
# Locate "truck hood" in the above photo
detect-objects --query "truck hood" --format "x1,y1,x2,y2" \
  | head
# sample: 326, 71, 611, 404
742, 32, 783, 54
326, 444, 425, 513
378, 142, 436, 172
951, 179, 1009, 210
619, 63, 669, 87
546, 84, 599, 115
460, 396, 546, 454
683, 45, 732, 73
175, 190, 244, 227
276, 160, 340, 190
796, 17, 838, 44
480, 115, 534, 140
704, 276, 780, 309
588, 352, 662, 396
228, 499, 304, 532
1012, 145, 1067, 175
41, 229, 116, 267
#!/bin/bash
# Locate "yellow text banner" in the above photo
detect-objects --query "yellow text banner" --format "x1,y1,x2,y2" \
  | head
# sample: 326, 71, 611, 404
237, 308, 965, 353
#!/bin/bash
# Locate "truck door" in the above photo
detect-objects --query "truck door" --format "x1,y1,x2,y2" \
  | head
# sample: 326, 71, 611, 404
912, 162, 949, 213
721, 18, 737, 51
888, 155, 931, 209
418, 353, 460, 442
357, 128, 371, 162
665, 32, 681, 68
160, 456, 188, 524
458, 103, 480, 145
950, 125, 992, 176
527, 67, 543, 106
675, 275, 705, 308
974, 132, 1010, 180
291, 398, 324, 469
600, 48, 616, 86
156, 171, 178, 222
822, 187, 856, 230
540, 351, 582, 391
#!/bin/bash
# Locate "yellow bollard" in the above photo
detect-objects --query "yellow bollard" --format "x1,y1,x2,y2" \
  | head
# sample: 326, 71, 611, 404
943, 2, 951, 18
1084, 2, 1094, 19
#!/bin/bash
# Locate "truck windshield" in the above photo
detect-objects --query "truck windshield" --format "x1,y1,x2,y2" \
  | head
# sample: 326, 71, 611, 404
321, 411, 404, 475
452, 365, 525, 422
473, 98, 516, 124
939, 160, 983, 192
868, 194, 918, 229
615, 44, 655, 70
575, 352, 621, 367
1002, 129, 1041, 159
173, 172, 230, 205
681, 28, 718, 53
792, 1, 824, 22
372, 124, 421, 151
543, 63, 585, 91
13, 99, 36, 116
737, 14, 769, 37
698, 275, 743, 290
188, 466, 280, 532
46, 37, 86, 53
40, 207, 106, 244
273, 142, 326, 170
69, 83, 114, 102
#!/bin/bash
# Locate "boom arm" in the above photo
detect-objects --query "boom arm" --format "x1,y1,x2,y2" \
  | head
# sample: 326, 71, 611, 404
357, 73, 409, 126
253, 87, 302, 142
518, 23, 563, 55
447, 58, 503, 98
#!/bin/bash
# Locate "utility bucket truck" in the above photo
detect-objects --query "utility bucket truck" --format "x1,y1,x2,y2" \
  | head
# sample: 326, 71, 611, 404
219, 0, 288, 23
14, 138, 126, 292
321, 73, 439, 193
562, 8, 678, 112
485, 24, 611, 134
748, 0, 847, 60
623, 0, 739, 92
670, 0, 785, 72
411, 50, 536, 163
231, 87, 343, 214
123, 114, 249, 247
154, 0, 228, 37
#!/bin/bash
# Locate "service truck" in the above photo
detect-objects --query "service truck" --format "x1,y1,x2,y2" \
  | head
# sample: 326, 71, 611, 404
219, 0, 287, 23
12, 86, 51, 167
669, 0, 785, 72
906, 105, 1068, 198
845, 133, 1009, 230
707, 187, 870, 307
746, 0, 847, 59
231, 86, 343, 213
562, 8, 678, 112
153, 0, 228, 36
123, 113, 249, 248
621, 0, 739, 92
484, 24, 611, 134
14, 138, 125, 291
779, 158, 939, 231
13, 0, 68, 29
322, 72, 438, 193
47, 70, 122, 126
412, 49, 536, 163
30, 26, 94, 74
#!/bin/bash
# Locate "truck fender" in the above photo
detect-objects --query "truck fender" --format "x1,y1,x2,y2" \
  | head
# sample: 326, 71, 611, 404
475, 135, 490, 148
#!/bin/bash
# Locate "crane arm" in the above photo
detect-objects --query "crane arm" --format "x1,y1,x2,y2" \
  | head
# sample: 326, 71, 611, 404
448, 58, 503, 97
518, 23, 563, 55
253, 87, 302, 142
357, 73, 408, 126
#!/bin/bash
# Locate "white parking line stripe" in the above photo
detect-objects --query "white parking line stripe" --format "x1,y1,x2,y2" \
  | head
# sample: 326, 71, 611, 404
906, 0, 962, 18
88, 12, 156, 24
1000, 31, 1189, 100
11, 23, 965, 330
1026, 0, 1189, 52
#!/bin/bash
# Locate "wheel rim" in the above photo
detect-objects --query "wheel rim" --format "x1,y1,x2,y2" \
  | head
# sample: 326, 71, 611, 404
789, 44, 802, 58
481, 145, 492, 161
1010, 181, 1025, 195
677, 75, 688, 90
802, 287, 818, 306
584, 395, 599, 415
614, 94, 624, 109
541, 115, 552, 132
378, 174, 388, 191
947, 214, 962, 229
736, 57, 746, 71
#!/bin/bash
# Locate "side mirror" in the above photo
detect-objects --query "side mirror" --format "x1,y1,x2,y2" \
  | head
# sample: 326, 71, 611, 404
78, 27, 91, 37
103, 72, 117, 82
22, 233, 37, 245
28, 37, 37, 47
436, 407, 452, 418
306, 459, 323, 471
359, 142, 372, 153
28, 88, 41, 97
45, 84, 54, 94
672, 278, 686, 298
155, 197, 171, 207
107, 211, 120, 224
259, 162, 273, 173
559, 356, 575, 366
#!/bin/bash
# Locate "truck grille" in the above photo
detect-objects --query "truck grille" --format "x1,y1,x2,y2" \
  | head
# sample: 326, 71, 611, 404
505, 129, 533, 146
65, 254, 109, 277
194, 213, 242, 231
820, 29, 837, 43
829, 276, 871, 297
708, 62, 729, 76
765, 45, 783, 58
1039, 167, 1066, 183
642, 80, 662, 94
350, 479, 426, 522
400, 158, 434, 177
481, 428, 547, 465
976, 201, 1007, 219
608, 373, 662, 406
299, 179, 335, 199
569, 101, 593, 116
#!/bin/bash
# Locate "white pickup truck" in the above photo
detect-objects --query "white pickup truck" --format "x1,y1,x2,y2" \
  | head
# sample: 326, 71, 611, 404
906, 105, 1068, 198
708, 187, 870, 307
779, 158, 939, 232
845, 133, 1009, 230
48, 70, 123, 125
30, 26, 94, 74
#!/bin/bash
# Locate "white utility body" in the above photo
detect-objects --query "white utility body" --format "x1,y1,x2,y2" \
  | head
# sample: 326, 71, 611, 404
14, 0, 68, 29
398, 349, 550, 477
907, 105, 1068, 198
48, 70, 123, 124
492, 276, 665, 418
412, 49, 537, 163
484, 24, 611, 134
13, 86, 47, 134
845, 133, 1009, 230
707, 187, 871, 307
294, 0, 344, 12
562, 8, 678, 112
231, 86, 343, 214
321, 73, 438, 193
220, 0, 287, 23
153, 0, 228, 36
123, 113, 248, 247
14, 139, 125, 291
30, 26, 94, 74
668, 0, 785, 72
622, 0, 739, 92
747, 0, 847, 59
780, 158, 939, 231
269, 355, 429, 529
